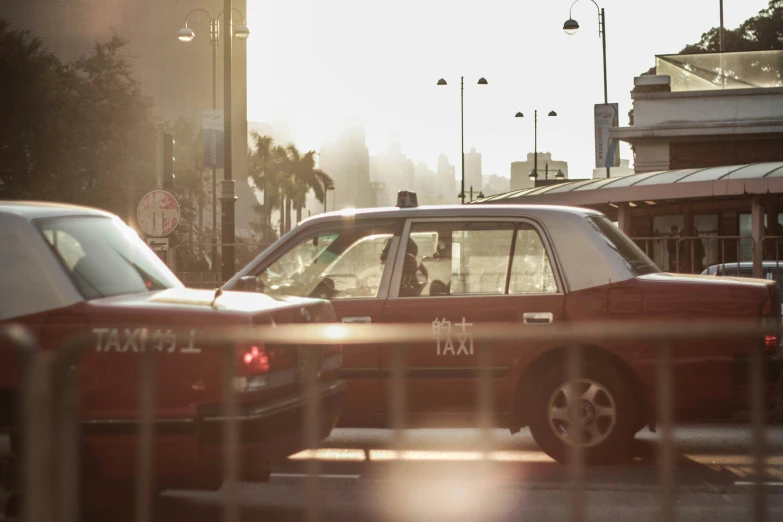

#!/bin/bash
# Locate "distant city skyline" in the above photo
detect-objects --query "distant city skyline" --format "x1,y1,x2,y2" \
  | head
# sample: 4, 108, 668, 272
247, 0, 767, 183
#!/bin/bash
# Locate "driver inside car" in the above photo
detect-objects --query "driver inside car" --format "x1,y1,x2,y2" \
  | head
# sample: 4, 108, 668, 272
380, 237, 428, 297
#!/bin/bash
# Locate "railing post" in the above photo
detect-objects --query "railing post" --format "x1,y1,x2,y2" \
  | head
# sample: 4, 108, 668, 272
752, 199, 764, 279
658, 342, 675, 522
134, 331, 156, 522
567, 345, 584, 522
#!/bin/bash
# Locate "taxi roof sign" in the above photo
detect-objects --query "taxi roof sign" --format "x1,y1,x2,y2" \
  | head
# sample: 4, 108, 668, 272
397, 191, 418, 208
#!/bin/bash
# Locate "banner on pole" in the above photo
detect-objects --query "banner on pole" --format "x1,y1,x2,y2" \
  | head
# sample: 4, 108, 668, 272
594, 103, 620, 169
203, 110, 224, 169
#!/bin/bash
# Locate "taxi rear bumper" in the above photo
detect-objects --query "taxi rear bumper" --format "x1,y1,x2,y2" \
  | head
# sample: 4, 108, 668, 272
80, 379, 346, 490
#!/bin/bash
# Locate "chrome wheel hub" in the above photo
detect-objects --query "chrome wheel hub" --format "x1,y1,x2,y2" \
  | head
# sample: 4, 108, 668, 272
547, 378, 617, 448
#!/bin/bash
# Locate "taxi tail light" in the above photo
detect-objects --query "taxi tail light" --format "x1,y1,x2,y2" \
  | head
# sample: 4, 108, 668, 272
238, 344, 271, 374
764, 335, 778, 354
235, 343, 296, 376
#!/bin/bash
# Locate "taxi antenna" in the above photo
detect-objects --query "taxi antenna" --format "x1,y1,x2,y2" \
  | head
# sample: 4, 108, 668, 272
210, 287, 223, 308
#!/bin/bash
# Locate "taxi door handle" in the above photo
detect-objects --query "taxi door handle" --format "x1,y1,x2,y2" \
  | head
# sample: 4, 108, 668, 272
522, 312, 553, 325
342, 316, 372, 324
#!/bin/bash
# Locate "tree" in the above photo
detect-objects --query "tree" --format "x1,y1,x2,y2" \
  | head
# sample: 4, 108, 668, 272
681, 0, 782, 54
0, 20, 157, 219
631, 1, 783, 123
287, 145, 333, 224
247, 135, 334, 237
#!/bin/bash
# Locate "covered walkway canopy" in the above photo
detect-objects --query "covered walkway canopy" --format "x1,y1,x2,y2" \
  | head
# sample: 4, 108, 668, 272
479, 162, 783, 277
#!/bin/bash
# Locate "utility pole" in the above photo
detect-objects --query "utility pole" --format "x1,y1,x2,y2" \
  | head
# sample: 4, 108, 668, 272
220, 0, 237, 282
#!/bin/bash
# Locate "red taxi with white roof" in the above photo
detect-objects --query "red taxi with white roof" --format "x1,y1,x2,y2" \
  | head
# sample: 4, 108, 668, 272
226, 192, 782, 464
0, 202, 345, 498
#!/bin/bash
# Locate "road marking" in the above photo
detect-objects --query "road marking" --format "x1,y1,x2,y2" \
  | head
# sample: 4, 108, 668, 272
272, 473, 361, 480
734, 481, 783, 487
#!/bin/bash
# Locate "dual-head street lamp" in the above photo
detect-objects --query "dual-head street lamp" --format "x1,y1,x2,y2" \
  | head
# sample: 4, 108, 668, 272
178, 11, 249, 43
179, 3, 249, 281
437, 77, 488, 204
515, 110, 560, 182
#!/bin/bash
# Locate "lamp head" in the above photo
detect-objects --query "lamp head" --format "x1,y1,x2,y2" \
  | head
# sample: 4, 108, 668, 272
178, 27, 195, 42
234, 23, 251, 40
529, 170, 539, 181
477, 77, 488, 85
555, 169, 565, 179
437, 78, 447, 86
563, 18, 580, 35
548, 110, 557, 117
515, 112, 524, 118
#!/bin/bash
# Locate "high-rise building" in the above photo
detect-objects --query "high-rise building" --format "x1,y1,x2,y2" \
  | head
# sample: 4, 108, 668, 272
464, 147, 483, 193
510, 153, 569, 191
319, 126, 371, 209
437, 154, 458, 203
369, 136, 415, 207
3, 0, 257, 237
482, 174, 510, 197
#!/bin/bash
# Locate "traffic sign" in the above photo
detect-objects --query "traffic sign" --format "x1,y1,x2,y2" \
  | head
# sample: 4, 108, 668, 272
137, 190, 180, 237
146, 237, 169, 251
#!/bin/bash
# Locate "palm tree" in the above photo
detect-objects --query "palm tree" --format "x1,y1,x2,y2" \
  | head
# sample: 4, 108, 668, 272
249, 135, 335, 236
286, 144, 334, 225
248, 133, 275, 236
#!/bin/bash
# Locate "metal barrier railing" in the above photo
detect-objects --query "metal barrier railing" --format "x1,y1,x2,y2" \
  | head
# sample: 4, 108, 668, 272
170, 242, 274, 288
1, 320, 779, 522
631, 235, 748, 274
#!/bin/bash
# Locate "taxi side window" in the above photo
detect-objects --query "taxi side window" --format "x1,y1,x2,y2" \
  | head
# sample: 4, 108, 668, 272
255, 225, 400, 300
399, 221, 557, 297
508, 226, 558, 294
402, 222, 515, 297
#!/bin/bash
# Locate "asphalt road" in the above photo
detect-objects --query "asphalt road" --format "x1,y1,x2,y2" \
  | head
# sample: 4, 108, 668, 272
159, 425, 783, 522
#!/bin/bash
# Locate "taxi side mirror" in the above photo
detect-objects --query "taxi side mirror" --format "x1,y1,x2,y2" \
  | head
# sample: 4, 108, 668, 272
235, 276, 263, 293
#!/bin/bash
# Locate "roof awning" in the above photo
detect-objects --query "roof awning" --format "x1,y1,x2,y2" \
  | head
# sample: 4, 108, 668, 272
478, 162, 783, 207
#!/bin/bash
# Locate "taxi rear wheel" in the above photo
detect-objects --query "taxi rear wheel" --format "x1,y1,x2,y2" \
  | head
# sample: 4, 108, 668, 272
528, 362, 635, 465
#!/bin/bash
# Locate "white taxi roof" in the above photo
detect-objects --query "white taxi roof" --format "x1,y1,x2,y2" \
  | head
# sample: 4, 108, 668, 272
299, 204, 602, 225
0, 201, 114, 221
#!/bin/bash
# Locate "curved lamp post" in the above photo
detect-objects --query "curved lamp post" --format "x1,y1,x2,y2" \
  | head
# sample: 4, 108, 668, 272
515, 110, 557, 182
179, 5, 249, 279
437, 77, 488, 204
564, 0, 612, 179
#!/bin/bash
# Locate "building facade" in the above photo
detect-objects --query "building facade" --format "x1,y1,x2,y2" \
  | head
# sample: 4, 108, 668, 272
510, 152, 569, 191
611, 51, 783, 174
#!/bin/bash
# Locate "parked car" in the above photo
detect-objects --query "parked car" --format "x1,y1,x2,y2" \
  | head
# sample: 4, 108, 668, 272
702, 261, 783, 291
0, 201, 346, 506
224, 193, 782, 464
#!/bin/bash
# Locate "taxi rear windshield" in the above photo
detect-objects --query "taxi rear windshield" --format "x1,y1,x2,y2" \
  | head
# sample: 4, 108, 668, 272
587, 216, 660, 276
36, 216, 182, 299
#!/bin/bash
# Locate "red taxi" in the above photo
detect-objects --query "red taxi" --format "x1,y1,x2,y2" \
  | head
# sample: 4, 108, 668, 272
225, 193, 782, 464
0, 202, 346, 497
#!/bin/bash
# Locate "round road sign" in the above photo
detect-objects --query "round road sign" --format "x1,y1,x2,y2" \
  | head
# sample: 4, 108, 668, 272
137, 190, 180, 237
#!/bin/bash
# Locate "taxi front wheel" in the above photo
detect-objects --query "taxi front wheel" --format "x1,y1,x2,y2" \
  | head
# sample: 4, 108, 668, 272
528, 363, 635, 465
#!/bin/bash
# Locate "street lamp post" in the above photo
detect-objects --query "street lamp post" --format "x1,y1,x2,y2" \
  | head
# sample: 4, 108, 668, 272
324, 183, 335, 213
437, 76, 488, 205
515, 110, 557, 184
564, 0, 611, 179
179, 4, 249, 281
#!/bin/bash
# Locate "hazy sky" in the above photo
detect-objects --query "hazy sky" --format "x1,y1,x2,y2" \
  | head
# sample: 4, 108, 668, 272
246, 0, 769, 181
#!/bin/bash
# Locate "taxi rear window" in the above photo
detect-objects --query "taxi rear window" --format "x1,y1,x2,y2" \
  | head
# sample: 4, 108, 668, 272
37, 216, 182, 299
587, 216, 660, 277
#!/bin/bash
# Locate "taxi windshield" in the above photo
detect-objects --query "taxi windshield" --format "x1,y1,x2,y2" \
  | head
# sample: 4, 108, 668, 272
36, 216, 182, 299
